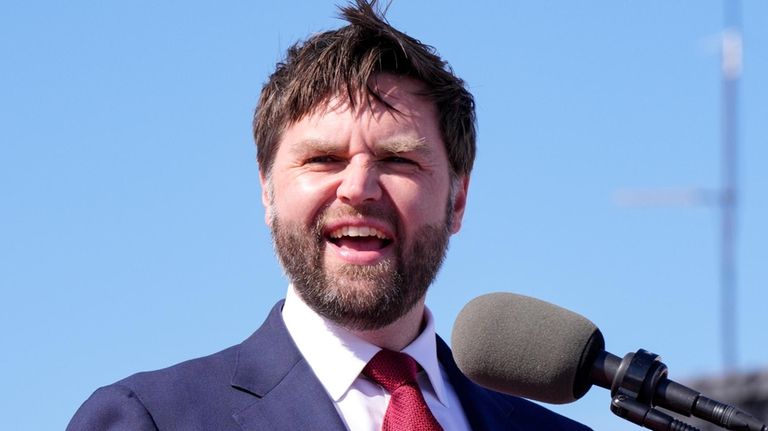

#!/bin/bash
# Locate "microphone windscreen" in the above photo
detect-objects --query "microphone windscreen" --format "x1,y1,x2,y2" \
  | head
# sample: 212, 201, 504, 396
451, 292, 604, 404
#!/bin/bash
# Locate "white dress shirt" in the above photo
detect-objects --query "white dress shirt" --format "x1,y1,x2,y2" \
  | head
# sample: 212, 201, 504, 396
282, 285, 471, 431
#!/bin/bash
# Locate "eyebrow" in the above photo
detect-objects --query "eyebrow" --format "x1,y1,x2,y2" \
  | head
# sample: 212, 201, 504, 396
377, 137, 431, 156
291, 137, 433, 156
290, 139, 339, 156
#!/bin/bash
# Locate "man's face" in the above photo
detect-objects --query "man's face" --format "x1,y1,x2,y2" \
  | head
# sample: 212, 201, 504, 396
260, 74, 468, 330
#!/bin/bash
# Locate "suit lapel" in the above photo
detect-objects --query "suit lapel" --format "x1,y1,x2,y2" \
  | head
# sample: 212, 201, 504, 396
227, 302, 528, 431
230, 301, 347, 431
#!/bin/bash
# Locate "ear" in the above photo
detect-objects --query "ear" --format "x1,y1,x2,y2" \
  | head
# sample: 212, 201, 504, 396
259, 170, 273, 227
450, 175, 470, 234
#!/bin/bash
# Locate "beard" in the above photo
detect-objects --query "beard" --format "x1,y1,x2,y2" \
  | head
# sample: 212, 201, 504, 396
270, 200, 452, 331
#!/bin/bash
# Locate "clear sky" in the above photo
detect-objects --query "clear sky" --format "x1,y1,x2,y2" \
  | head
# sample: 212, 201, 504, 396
1, 1, 766, 429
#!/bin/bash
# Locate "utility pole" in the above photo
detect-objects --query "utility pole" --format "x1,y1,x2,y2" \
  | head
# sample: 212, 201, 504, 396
615, 1, 742, 371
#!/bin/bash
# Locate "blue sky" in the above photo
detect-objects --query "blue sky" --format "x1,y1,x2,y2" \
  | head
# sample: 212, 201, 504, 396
1, 1, 766, 429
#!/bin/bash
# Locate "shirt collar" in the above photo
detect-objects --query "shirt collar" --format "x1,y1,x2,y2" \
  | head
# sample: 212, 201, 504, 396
281, 285, 450, 406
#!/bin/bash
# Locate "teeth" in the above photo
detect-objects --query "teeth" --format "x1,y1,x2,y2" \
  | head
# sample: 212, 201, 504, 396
329, 226, 388, 239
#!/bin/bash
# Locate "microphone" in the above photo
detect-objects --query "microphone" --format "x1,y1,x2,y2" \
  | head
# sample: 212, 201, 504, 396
451, 292, 767, 431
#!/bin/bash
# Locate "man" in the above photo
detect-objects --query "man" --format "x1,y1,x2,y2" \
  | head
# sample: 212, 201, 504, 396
68, 1, 591, 429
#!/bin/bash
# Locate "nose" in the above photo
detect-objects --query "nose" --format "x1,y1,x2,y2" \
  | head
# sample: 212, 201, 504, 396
336, 158, 382, 205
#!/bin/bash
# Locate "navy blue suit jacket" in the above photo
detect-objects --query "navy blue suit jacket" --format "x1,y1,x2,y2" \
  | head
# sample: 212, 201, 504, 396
68, 301, 592, 430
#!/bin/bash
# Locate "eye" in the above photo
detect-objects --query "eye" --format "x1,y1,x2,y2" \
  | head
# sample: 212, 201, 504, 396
305, 155, 342, 164
383, 155, 418, 165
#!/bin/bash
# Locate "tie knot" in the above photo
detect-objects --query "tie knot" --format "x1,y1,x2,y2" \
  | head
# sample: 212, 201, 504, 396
362, 349, 444, 430
363, 349, 419, 392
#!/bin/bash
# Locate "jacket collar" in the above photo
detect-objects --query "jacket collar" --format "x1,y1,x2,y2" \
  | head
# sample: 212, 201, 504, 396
229, 300, 523, 431
230, 301, 347, 431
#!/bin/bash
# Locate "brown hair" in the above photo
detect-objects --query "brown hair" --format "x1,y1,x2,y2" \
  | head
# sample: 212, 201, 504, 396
253, 0, 476, 177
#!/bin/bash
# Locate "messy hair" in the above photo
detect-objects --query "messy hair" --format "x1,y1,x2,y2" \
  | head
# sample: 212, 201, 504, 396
253, 0, 476, 177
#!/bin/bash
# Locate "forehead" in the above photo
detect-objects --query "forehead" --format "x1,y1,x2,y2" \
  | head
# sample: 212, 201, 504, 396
281, 74, 441, 146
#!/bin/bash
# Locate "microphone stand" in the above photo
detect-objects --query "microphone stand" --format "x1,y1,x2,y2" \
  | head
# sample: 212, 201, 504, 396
592, 349, 767, 431
611, 394, 699, 431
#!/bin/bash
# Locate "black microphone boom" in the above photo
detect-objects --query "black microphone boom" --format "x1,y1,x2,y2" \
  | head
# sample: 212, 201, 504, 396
451, 293, 767, 431
593, 349, 767, 431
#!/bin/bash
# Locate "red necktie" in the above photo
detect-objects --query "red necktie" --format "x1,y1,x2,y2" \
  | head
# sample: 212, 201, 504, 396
363, 349, 443, 431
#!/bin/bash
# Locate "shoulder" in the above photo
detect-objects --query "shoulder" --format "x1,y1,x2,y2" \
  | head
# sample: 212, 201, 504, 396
118, 344, 240, 398
494, 391, 593, 430
457, 380, 592, 431
67, 345, 245, 431
120, 344, 241, 404
67, 383, 158, 431
67, 302, 292, 430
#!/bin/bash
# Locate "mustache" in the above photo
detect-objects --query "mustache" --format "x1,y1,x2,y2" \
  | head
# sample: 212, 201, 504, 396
315, 203, 400, 237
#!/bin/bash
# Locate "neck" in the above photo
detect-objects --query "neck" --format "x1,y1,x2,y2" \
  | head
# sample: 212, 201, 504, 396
350, 299, 426, 351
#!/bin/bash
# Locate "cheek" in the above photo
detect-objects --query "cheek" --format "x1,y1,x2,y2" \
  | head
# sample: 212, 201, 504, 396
383, 176, 450, 226
273, 175, 336, 224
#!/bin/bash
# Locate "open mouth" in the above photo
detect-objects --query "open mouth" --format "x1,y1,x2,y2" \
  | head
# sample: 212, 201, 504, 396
326, 225, 393, 252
